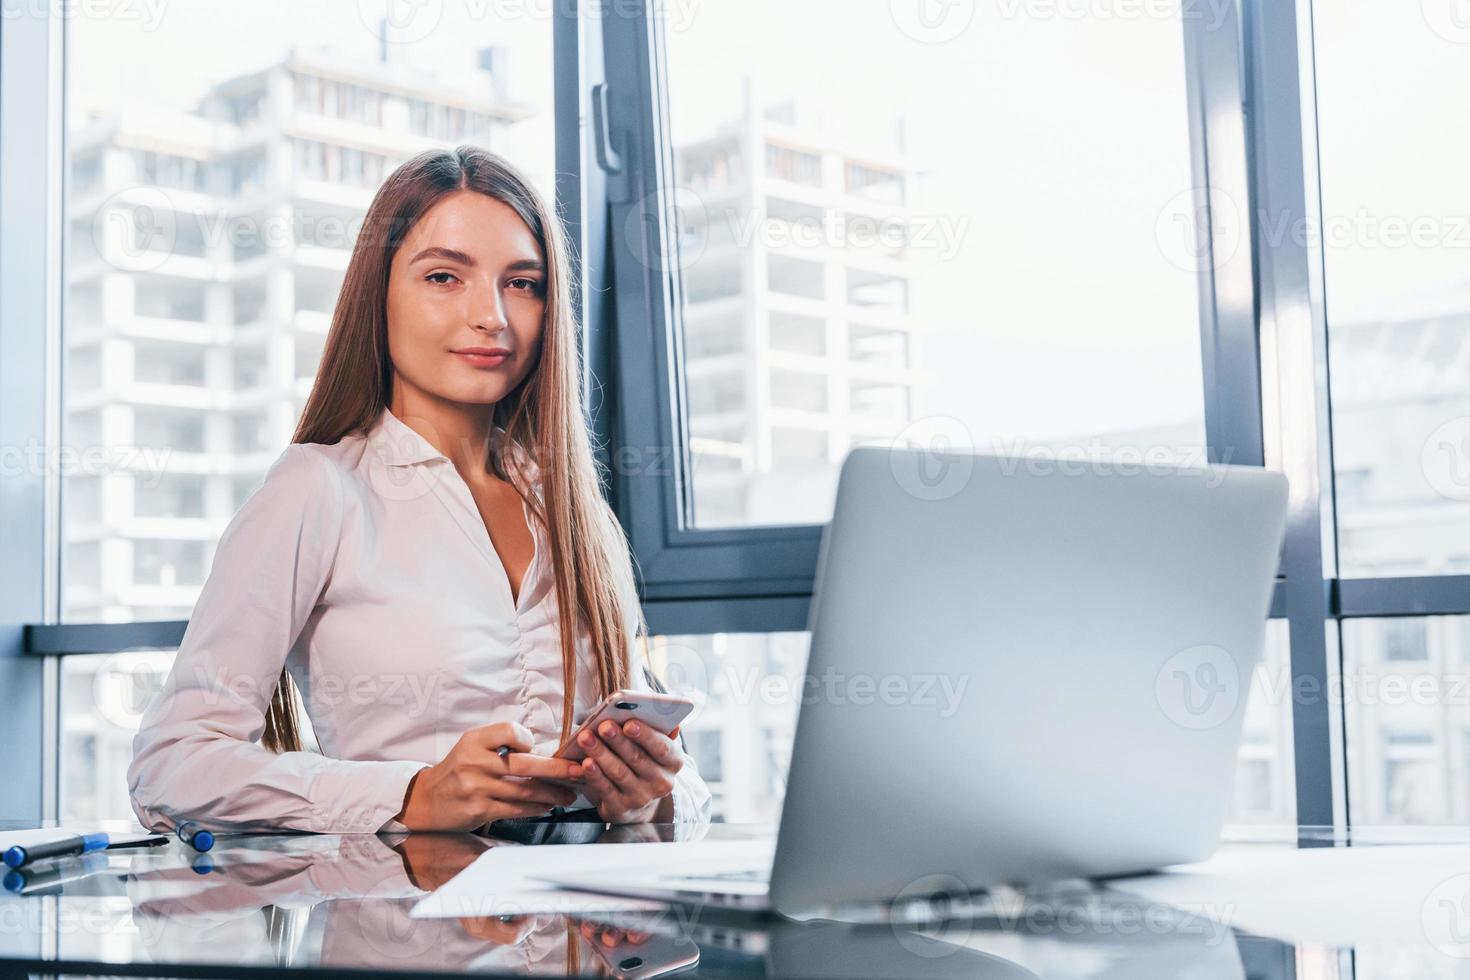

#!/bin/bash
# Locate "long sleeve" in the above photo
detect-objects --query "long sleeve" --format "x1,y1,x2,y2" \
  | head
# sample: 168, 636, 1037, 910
625, 649, 713, 827
605, 554, 713, 827
127, 445, 428, 835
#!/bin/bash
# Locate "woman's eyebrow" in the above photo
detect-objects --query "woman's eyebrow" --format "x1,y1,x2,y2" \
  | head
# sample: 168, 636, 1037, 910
407, 247, 544, 273
409, 246, 476, 266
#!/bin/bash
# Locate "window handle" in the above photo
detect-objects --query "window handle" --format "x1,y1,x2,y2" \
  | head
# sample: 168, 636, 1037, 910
592, 83, 624, 176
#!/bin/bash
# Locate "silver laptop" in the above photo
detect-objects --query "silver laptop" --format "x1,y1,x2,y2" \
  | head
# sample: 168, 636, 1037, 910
545, 446, 1289, 920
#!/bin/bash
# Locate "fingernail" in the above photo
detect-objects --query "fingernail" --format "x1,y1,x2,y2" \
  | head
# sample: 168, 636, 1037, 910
584, 759, 597, 773
600, 722, 617, 738
626, 721, 642, 736
579, 731, 594, 747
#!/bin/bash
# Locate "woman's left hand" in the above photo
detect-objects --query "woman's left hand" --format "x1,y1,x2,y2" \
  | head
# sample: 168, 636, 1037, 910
569, 720, 684, 824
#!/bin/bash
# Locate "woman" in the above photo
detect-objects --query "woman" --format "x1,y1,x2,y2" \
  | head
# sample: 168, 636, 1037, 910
128, 146, 711, 833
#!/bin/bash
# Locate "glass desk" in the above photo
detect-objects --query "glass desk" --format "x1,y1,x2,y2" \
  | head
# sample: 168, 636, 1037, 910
0, 820, 1464, 979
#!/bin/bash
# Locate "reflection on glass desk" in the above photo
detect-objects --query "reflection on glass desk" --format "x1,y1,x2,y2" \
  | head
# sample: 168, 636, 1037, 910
3, 820, 1469, 978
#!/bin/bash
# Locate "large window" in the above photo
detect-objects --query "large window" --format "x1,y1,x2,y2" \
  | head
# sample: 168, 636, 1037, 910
54, 0, 555, 820
63, 0, 554, 624
596, 0, 1287, 826
1310, 0, 1470, 828
659, 0, 1207, 529
1315, 1, 1470, 579
7, 0, 1458, 841
1341, 619, 1470, 825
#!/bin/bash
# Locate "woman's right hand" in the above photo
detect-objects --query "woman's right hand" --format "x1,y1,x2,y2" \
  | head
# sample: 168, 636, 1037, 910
393, 721, 581, 830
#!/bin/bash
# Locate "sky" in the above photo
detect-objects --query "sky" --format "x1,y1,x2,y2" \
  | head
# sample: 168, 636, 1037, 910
65, 0, 1470, 448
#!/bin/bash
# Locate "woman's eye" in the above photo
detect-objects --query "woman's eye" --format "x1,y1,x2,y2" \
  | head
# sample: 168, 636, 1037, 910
508, 277, 543, 294
425, 272, 457, 285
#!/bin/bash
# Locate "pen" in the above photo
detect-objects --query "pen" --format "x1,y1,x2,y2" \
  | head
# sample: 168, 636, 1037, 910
2, 832, 109, 869
176, 821, 214, 852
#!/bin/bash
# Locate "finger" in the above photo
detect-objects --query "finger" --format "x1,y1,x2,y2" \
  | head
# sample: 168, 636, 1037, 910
603, 724, 670, 788
465, 720, 534, 755
601, 721, 657, 770
579, 756, 623, 808
505, 752, 582, 782
581, 725, 638, 789
623, 721, 683, 772
488, 777, 579, 807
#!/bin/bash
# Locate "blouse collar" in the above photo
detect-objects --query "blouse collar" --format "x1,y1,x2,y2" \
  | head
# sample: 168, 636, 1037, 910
367, 407, 449, 467
366, 406, 542, 482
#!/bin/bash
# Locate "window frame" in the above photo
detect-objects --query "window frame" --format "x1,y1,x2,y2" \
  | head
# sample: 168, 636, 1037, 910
1, 0, 64, 823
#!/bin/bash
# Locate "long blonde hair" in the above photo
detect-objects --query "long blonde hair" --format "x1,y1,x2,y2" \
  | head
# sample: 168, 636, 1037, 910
262, 145, 642, 753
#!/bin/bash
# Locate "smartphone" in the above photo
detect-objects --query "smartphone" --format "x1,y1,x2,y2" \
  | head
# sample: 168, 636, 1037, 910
554, 690, 694, 762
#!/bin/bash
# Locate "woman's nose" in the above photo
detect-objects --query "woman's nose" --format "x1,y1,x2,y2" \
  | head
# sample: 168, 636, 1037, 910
468, 282, 509, 332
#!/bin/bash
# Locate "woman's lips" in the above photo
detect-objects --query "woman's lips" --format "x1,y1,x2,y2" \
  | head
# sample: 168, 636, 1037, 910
453, 350, 511, 368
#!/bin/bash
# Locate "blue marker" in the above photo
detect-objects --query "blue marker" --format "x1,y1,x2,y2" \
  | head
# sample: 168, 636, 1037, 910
176, 821, 214, 852
2, 832, 109, 869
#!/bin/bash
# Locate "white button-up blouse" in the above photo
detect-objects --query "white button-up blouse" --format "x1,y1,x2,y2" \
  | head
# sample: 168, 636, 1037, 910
128, 406, 711, 835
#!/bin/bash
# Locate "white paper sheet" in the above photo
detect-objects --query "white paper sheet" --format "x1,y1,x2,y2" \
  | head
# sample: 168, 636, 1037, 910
1110, 843, 1470, 949
410, 838, 775, 919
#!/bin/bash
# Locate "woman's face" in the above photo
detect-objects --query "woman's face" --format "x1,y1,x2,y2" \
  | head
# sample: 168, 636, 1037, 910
385, 189, 547, 409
